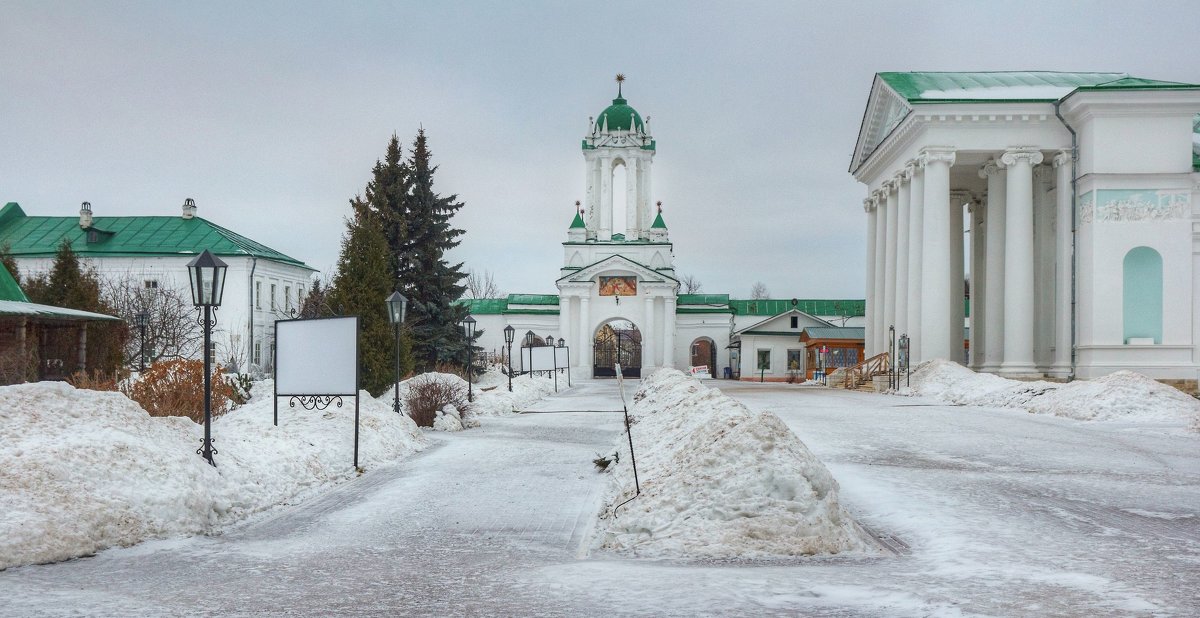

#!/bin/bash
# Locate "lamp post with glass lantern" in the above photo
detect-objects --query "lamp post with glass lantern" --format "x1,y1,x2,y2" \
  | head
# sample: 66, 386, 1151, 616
503, 325, 515, 392
386, 291, 408, 414
134, 311, 149, 372
186, 250, 227, 467
462, 315, 477, 402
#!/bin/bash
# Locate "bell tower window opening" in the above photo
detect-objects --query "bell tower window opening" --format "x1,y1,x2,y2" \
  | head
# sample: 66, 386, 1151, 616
612, 160, 628, 238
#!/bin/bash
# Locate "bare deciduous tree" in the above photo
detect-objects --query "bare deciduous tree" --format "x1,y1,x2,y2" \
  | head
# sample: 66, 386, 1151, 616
464, 268, 502, 299
680, 274, 703, 294
750, 281, 770, 300
102, 274, 202, 367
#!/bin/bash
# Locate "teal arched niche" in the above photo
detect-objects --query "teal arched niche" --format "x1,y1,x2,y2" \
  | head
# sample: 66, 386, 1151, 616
1122, 246, 1163, 344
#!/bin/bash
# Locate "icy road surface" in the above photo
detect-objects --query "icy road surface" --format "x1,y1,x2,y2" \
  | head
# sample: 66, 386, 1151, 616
2, 378, 1198, 617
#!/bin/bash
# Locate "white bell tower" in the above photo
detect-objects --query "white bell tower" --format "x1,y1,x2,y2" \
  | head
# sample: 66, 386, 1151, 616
581, 74, 657, 241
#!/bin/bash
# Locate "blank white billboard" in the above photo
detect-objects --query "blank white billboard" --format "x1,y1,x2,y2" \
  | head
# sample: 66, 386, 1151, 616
521, 346, 569, 372
275, 317, 358, 395
555, 347, 569, 369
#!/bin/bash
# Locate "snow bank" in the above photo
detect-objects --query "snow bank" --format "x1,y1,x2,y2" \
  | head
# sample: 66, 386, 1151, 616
904, 360, 1200, 424
592, 369, 875, 559
0, 381, 427, 570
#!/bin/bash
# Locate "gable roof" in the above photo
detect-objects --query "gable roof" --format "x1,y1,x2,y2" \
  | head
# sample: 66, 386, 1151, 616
0, 262, 29, 302
0, 261, 119, 321
801, 326, 865, 341
556, 254, 678, 285
0, 203, 314, 269
730, 298, 864, 318
852, 72, 1200, 174
734, 309, 832, 336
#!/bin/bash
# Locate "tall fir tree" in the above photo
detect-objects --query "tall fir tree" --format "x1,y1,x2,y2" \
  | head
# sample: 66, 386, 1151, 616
361, 134, 412, 279
400, 129, 475, 371
329, 198, 413, 396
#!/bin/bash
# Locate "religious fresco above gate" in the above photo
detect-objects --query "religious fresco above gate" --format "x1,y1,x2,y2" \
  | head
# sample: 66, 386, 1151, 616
598, 276, 637, 296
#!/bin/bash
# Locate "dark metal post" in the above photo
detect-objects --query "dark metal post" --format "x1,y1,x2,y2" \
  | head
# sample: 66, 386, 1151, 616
507, 341, 513, 391
393, 322, 401, 413
201, 305, 215, 466
138, 322, 146, 372
888, 325, 896, 390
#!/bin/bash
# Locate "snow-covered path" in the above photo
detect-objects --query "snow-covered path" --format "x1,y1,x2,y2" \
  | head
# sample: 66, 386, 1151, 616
3, 379, 1199, 616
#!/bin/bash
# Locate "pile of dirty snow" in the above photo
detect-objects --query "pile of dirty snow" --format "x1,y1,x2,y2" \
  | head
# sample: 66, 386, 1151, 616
592, 369, 875, 559
904, 360, 1200, 425
0, 380, 426, 570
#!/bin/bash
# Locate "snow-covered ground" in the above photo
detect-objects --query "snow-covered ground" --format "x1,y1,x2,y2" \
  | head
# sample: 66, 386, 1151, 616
593, 369, 874, 558
0, 379, 427, 571
902, 359, 1200, 426
2, 377, 1198, 616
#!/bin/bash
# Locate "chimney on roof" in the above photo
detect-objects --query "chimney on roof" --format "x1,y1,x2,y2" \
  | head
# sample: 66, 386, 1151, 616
79, 201, 93, 228
182, 198, 196, 220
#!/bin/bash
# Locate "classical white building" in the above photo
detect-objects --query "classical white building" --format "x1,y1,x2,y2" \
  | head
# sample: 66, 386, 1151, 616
466, 83, 865, 380
851, 71, 1200, 387
0, 200, 316, 373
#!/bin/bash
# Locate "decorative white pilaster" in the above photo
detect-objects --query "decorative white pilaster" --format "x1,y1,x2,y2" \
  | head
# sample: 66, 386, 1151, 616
644, 295, 656, 368
968, 199, 987, 369
1050, 151, 1073, 377
895, 166, 912, 339
599, 157, 613, 240
906, 161, 925, 363
579, 295, 591, 368
873, 190, 888, 355
663, 296, 676, 368
949, 191, 966, 363
979, 159, 1006, 373
999, 148, 1044, 376
626, 158, 639, 238
919, 148, 956, 362
864, 197, 878, 356
883, 180, 899, 345
1033, 165, 1055, 371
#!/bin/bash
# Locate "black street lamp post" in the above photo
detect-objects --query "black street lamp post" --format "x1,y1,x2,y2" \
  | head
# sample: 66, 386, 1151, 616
134, 311, 149, 372
503, 325, 515, 392
462, 315, 477, 403
186, 249, 227, 467
386, 291, 408, 414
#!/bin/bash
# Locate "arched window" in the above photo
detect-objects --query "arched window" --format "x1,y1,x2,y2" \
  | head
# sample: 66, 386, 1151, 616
1122, 246, 1162, 344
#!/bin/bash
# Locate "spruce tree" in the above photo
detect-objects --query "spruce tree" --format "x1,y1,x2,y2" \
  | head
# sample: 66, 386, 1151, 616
361, 134, 412, 279
401, 129, 475, 371
329, 198, 413, 396
28, 239, 125, 374
0, 242, 19, 284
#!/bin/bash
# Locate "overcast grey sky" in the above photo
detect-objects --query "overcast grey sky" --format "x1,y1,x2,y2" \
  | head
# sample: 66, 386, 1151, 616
3, 1, 1198, 298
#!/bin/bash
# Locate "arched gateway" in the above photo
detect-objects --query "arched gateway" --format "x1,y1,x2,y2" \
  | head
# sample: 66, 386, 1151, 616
594, 320, 641, 378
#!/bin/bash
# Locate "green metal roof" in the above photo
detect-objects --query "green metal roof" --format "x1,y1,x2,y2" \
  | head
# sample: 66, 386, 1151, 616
457, 294, 561, 316
507, 294, 559, 306
0, 203, 313, 269
597, 96, 643, 132
569, 211, 586, 229
651, 211, 667, 229
801, 327, 865, 340
729, 299, 866, 317
678, 293, 730, 305
1074, 76, 1200, 91
0, 299, 121, 322
459, 298, 508, 315
0, 262, 29, 302
879, 72, 1132, 103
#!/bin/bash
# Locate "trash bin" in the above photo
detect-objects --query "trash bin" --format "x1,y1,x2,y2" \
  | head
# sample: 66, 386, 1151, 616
723, 366, 732, 379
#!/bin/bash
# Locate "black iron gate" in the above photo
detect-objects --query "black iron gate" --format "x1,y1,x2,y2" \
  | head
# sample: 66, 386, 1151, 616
594, 321, 641, 378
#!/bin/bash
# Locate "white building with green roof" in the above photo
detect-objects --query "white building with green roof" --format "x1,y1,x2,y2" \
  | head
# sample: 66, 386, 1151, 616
463, 80, 866, 380
0, 200, 316, 373
851, 71, 1200, 387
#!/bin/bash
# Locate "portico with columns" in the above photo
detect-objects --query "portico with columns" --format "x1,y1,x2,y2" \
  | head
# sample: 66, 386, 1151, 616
852, 72, 1200, 386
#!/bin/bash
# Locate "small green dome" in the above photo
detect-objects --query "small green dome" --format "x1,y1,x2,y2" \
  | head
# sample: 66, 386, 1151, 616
598, 96, 643, 132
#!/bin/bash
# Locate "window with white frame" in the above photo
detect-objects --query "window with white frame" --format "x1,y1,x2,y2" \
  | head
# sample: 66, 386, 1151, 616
285, 285, 291, 311
255, 281, 262, 309
254, 341, 262, 365
756, 349, 771, 371
270, 284, 277, 310
144, 279, 159, 289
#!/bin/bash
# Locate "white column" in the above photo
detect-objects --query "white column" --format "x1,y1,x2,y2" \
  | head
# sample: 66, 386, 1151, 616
626, 158, 639, 238
558, 295, 570, 353
980, 159, 1006, 373
999, 148, 1044, 376
644, 295, 657, 368
663, 296, 677, 368
883, 180, 899, 342
968, 200, 987, 369
1051, 151, 1073, 377
864, 198, 878, 356
579, 295, 591, 369
872, 190, 888, 355
949, 194, 965, 363
919, 148, 956, 361
906, 162, 925, 363
641, 157, 654, 233
895, 166, 912, 339
599, 157, 613, 240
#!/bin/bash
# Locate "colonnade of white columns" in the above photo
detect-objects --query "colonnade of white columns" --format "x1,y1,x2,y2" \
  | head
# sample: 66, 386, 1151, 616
864, 147, 1074, 377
